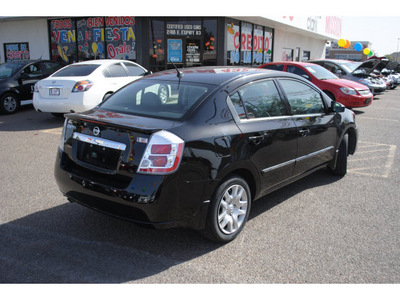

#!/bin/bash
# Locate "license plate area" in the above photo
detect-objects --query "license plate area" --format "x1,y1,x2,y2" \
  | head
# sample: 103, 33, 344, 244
76, 141, 121, 170
49, 88, 60, 96
72, 133, 127, 171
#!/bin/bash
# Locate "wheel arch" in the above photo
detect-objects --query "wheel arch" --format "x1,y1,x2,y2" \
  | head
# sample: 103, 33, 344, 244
216, 166, 259, 202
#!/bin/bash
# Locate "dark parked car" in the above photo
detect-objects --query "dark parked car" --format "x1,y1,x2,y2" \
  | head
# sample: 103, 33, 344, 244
55, 67, 358, 243
0, 60, 65, 114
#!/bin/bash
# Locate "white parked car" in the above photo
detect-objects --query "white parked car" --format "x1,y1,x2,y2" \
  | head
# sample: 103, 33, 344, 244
33, 59, 150, 115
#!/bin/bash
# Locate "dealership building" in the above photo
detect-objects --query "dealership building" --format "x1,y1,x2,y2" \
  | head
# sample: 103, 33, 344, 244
0, 16, 342, 71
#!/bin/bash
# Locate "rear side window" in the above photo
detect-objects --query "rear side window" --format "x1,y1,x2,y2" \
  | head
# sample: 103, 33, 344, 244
104, 63, 128, 77
230, 80, 286, 119
279, 79, 325, 115
286, 65, 308, 78
123, 62, 147, 76
52, 64, 100, 77
42, 61, 63, 76
261, 64, 284, 71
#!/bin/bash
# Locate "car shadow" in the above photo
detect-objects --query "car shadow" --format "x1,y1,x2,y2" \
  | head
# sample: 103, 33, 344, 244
249, 168, 342, 220
0, 168, 341, 283
0, 105, 64, 132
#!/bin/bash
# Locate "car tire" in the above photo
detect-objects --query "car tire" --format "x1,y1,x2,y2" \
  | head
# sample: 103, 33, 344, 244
201, 175, 251, 243
0, 93, 20, 114
332, 134, 348, 176
158, 84, 169, 104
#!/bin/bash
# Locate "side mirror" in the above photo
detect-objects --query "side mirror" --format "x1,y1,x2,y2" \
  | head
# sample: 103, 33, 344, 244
330, 101, 345, 113
301, 74, 311, 81
145, 70, 153, 76
335, 70, 343, 77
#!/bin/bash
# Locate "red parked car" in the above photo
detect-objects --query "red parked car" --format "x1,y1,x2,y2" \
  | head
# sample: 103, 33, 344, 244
259, 62, 373, 108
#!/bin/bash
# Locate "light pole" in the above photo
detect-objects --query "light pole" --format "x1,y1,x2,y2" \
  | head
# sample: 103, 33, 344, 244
397, 38, 400, 63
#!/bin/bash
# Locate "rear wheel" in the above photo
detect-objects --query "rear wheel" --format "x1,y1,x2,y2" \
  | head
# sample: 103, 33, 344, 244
331, 134, 348, 176
0, 93, 19, 114
201, 176, 251, 243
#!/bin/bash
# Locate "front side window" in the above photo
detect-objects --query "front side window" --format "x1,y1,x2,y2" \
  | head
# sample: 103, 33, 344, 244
279, 79, 325, 115
230, 80, 285, 119
21, 63, 42, 78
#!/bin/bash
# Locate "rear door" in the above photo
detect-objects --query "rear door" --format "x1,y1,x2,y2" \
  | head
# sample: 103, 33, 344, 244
228, 79, 298, 193
277, 78, 338, 175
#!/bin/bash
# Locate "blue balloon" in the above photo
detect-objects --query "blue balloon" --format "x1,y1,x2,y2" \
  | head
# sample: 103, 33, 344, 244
354, 43, 362, 52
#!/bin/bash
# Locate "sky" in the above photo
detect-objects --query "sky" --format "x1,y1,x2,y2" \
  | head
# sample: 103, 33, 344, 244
341, 16, 400, 56
3, 1, 400, 57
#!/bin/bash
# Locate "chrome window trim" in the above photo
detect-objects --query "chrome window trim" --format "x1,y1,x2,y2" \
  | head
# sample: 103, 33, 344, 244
73, 132, 127, 151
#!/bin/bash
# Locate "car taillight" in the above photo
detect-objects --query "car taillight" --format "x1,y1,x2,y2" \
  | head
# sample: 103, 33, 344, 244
138, 131, 184, 175
72, 80, 93, 92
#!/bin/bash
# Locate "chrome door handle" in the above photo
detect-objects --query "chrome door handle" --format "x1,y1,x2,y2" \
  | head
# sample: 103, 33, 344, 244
299, 129, 310, 136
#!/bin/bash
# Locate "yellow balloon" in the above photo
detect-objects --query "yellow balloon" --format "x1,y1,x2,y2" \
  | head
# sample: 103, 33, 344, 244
363, 48, 370, 55
338, 39, 346, 47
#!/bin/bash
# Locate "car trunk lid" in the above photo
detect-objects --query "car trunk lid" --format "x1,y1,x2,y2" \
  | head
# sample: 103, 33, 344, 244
63, 109, 180, 181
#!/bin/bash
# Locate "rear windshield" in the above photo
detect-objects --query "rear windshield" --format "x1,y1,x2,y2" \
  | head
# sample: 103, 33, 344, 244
100, 79, 214, 119
51, 64, 100, 77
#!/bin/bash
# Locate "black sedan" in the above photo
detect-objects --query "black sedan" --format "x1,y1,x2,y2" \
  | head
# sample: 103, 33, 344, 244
0, 60, 65, 114
55, 67, 358, 243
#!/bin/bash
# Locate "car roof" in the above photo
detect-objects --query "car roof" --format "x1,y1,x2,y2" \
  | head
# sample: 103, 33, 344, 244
263, 61, 316, 67
71, 59, 136, 66
144, 66, 288, 86
311, 59, 354, 64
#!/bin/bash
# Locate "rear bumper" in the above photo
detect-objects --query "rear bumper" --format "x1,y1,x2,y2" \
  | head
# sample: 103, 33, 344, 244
54, 148, 211, 230
33, 93, 100, 113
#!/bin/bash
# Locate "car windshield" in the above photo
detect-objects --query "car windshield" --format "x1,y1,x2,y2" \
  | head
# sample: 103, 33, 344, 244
304, 64, 338, 80
100, 79, 215, 120
0, 62, 26, 78
51, 64, 100, 77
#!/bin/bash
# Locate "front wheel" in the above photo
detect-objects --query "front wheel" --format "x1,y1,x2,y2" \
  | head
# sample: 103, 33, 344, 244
201, 176, 251, 243
0, 93, 19, 114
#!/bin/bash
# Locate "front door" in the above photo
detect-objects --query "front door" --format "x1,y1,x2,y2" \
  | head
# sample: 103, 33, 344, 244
278, 78, 337, 175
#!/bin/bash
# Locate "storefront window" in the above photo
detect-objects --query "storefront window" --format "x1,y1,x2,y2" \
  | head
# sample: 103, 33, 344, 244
149, 20, 165, 72
240, 22, 253, 65
252, 25, 263, 65
282, 48, 293, 61
49, 18, 77, 63
76, 17, 104, 61
49, 17, 136, 64
105, 17, 136, 60
226, 21, 240, 65
263, 29, 273, 63
4, 43, 30, 62
203, 19, 217, 66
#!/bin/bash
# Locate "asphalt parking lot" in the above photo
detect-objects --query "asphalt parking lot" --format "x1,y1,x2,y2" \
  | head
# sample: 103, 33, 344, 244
1, 88, 400, 285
